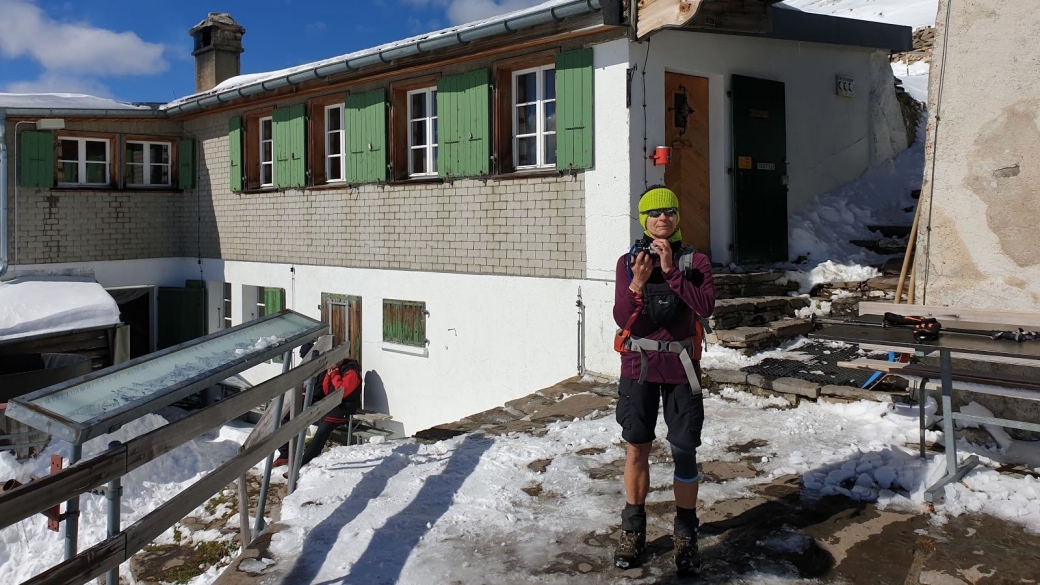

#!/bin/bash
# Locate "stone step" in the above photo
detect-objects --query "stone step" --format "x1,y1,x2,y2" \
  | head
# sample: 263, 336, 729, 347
713, 271, 799, 300
866, 224, 913, 238
710, 296, 810, 330
707, 318, 814, 353
850, 238, 908, 255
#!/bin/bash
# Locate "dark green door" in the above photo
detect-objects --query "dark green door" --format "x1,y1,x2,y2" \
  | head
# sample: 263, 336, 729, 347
158, 285, 206, 349
732, 75, 788, 264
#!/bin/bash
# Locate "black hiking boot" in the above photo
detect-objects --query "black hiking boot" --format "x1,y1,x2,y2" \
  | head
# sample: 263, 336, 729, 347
674, 534, 701, 576
613, 530, 646, 569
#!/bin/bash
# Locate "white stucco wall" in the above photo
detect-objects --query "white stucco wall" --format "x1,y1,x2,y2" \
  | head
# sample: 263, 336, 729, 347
204, 259, 611, 436
916, 0, 1040, 310
630, 31, 905, 264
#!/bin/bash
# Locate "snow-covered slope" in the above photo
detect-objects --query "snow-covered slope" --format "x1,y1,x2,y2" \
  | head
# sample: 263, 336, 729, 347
780, 0, 939, 30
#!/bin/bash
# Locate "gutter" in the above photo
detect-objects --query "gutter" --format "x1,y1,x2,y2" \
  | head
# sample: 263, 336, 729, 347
1, 108, 165, 119
164, 0, 603, 116
1, 110, 8, 278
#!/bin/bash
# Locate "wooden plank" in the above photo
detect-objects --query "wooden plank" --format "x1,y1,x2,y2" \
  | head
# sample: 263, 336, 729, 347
130, 343, 347, 466
0, 447, 125, 531
636, 0, 775, 39
859, 301, 1040, 329
899, 364, 1040, 392
0, 346, 347, 532
20, 534, 127, 585
836, 359, 908, 373
124, 391, 342, 554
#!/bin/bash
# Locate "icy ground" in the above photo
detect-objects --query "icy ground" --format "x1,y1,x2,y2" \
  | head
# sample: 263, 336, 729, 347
241, 386, 1038, 585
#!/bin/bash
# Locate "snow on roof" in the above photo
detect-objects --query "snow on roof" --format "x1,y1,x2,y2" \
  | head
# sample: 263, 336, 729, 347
0, 92, 157, 111
0, 276, 121, 342
165, 0, 582, 109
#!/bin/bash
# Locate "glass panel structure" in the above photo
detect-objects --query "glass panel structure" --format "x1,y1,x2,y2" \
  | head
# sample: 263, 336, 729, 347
6, 311, 326, 444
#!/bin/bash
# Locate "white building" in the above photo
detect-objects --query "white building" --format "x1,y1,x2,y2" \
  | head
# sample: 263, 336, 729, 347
1, 1, 911, 435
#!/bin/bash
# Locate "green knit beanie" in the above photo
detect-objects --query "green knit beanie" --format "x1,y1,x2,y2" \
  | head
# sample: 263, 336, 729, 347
638, 186, 682, 242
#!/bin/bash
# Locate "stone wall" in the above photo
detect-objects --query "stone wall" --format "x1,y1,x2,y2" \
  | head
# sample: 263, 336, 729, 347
187, 111, 587, 279
4, 118, 192, 266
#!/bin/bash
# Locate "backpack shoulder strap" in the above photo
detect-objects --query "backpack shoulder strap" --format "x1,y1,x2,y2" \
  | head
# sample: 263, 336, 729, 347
678, 246, 696, 276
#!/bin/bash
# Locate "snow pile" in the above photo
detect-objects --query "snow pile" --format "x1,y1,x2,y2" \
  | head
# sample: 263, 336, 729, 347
0, 276, 121, 342
0, 93, 156, 111
0, 411, 253, 583
780, 0, 939, 30
894, 60, 930, 104
234, 336, 285, 357
783, 121, 924, 291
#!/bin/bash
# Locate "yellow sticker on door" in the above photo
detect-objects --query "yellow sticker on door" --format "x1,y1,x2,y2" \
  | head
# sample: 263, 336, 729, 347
738, 156, 752, 170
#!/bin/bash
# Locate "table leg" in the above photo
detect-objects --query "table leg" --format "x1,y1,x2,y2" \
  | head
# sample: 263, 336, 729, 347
918, 378, 926, 459
924, 349, 980, 502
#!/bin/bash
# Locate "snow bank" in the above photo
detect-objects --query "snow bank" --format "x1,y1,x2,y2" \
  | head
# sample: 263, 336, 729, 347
0, 411, 254, 583
894, 60, 930, 103
0, 93, 154, 111
0, 276, 121, 342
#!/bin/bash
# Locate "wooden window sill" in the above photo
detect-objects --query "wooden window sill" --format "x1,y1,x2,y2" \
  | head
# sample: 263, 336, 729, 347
238, 187, 281, 195
491, 169, 564, 181
49, 187, 185, 193
305, 181, 353, 192
389, 176, 444, 186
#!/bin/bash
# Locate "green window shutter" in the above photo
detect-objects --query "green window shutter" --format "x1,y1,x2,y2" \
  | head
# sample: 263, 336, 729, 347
178, 138, 195, 190
273, 107, 289, 188
265, 288, 285, 314
555, 48, 594, 171
273, 105, 306, 188
288, 104, 306, 187
346, 89, 387, 183
382, 299, 427, 347
19, 130, 54, 188
437, 69, 489, 178
229, 117, 243, 192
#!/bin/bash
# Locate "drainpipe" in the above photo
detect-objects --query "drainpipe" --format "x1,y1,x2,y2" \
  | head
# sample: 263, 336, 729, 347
1, 110, 8, 278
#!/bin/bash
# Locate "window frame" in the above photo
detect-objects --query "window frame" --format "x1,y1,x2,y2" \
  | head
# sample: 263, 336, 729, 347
493, 49, 557, 175
406, 86, 438, 177
390, 74, 441, 182
511, 64, 557, 170
222, 282, 233, 329
324, 104, 347, 183
56, 135, 114, 187
243, 107, 275, 190
259, 116, 274, 187
382, 298, 428, 348
124, 139, 173, 187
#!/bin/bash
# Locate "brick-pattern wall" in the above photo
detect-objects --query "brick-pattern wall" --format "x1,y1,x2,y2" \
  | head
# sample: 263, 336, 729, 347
4, 119, 193, 265
188, 114, 587, 279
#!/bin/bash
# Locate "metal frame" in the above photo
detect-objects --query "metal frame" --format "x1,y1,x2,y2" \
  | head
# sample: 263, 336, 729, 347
6, 310, 326, 445
812, 324, 1040, 503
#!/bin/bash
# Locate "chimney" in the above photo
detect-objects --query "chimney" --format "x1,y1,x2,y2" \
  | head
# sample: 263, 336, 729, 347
189, 13, 246, 93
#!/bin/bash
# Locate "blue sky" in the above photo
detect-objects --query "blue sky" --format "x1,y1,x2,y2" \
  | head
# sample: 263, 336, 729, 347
0, 0, 547, 103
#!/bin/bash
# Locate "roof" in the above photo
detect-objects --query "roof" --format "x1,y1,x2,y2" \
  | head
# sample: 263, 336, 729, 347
766, 4, 913, 51
0, 93, 165, 117
162, 0, 606, 114
0, 276, 121, 343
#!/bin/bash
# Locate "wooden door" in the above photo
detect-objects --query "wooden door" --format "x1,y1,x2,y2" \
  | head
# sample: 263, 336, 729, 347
664, 73, 711, 257
322, 295, 363, 366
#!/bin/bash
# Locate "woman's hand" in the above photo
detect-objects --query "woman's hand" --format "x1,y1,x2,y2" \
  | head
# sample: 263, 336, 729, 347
630, 252, 652, 292
654, 239, 674, 273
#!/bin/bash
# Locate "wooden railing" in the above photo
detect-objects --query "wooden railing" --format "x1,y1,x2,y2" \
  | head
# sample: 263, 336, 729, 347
1, 343, 350, 585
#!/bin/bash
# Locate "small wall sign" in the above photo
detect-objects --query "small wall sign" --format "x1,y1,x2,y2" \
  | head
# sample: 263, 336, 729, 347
836, 76, 855, 98
756, 162, 776, 171
738, 156, 753, 170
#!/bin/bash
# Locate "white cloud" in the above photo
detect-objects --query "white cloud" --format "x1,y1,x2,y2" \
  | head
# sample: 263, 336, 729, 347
4, 73, 113, 97
0, 0, 167, 77
403, 0, 549, 25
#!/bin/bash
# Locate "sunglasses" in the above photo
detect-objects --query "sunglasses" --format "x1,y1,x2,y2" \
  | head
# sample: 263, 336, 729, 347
646, 208, 678, 218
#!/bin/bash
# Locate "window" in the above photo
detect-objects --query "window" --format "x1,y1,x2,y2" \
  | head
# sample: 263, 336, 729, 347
259, 116, 274, 187
513, 65, 556, 169
125, 141, 171, 186
407, 88, 438, 176
382, 299, 427, 347
325, 105, 346, 182
254, 285, 285, 319
58, 137, 110, 186
222, 282, 233, 329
